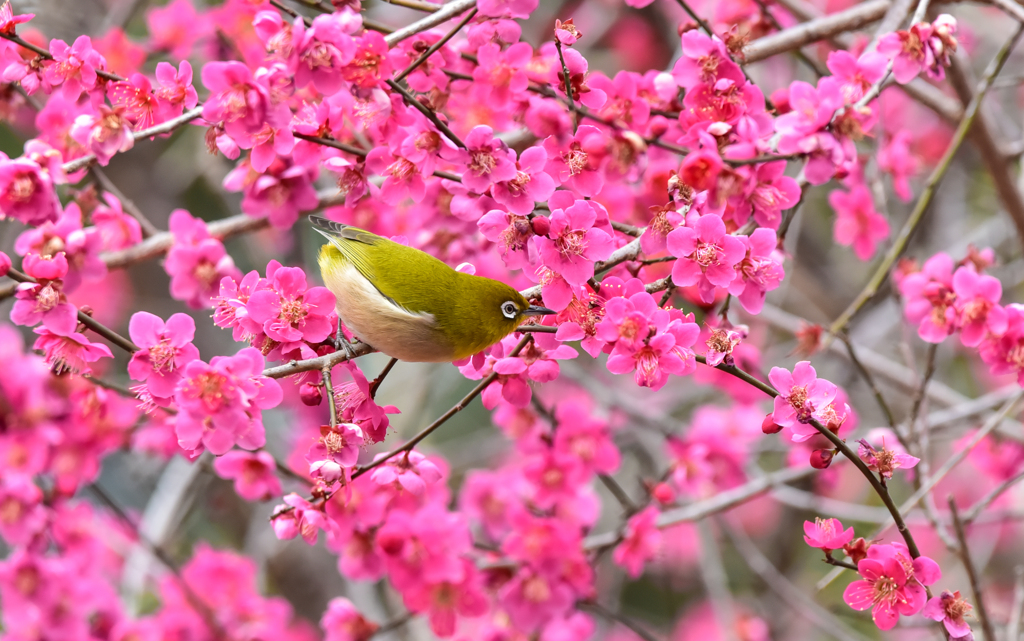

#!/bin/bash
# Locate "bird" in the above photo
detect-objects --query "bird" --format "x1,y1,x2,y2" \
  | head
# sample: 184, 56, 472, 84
310, 215, 555, 362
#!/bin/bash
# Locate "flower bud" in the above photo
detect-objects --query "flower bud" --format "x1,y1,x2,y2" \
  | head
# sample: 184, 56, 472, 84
810, 448, 835, 469
761, 413, 783, 434
843, 537, 870, 564
651, 482, 675, 505
300, 382, 323, 406
530, 215, 550, 237
0, 251, 10, 278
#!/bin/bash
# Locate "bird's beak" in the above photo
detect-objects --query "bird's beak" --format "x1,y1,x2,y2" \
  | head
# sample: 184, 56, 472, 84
523, 305, 556, 316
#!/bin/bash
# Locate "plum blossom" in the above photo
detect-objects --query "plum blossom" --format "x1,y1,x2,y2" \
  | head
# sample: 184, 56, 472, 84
492, 146, 556, 215
857, 436, 920, 479
952, 265, 1007, 347
843, 543, 940, 630
900, 252, 957, 343
878, 16, 958, 84
321, 598, 379, 641
43, 35, 104, 100
454, 125, 517, 193
10, 252, 77, 335
0, 154, 61, 226
605, 301, 700, 391
667, 214, 745, 304
473, 41, 532, 107
923, 590, 974, 640
164, 209, 242, 309
307, 423, 364, 483
768, 361, 837, 429
127, 312, 200, 400
704, 325, 746, 367
213, 450, 282, 501
245, 261, 336, 358
174, 348, 282, 456
543, 125, 605, 197
612, 507, 661, 578
729, 228, 784, 314
803, 517, 854, 552
533, 198, 614, 287
32, 326, 112, 375
830, 185, 890, 261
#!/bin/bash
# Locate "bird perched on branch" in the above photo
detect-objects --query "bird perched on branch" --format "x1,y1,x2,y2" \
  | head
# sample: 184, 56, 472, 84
310, 215, 554, 362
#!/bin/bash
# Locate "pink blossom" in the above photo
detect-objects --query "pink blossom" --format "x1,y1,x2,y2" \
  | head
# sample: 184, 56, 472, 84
704, 325, 747, 367
857, 437, 920, 479
0, 154, 61, 226
127, 312, 200, 399
321, 597, 379, 641
0, 2, 33, 36
729, 228, 784, 314
640, 203, 684, 255
878, 16, 957, 84
533, 198, 614, 287
900, 252, 957, 343
365, 147, 426, 204
613, 507, 661, 578
107, 73, 162, 130
43, 35, 104, 100
273, 493, 327, 544
829, 185, 890, 261
500, 566, 576, 631
923, 590, 974, 640
213, 450, 282, 501
10, 252, 77, 335
0, 250, 9, 277
768, 361, 838, 429
803, 517, 854, 551
543, 124, 605, 197
952, 266, 1007, 347
455, 125, 518, 193
477, 0, 538, 19
554, 18, 582, 47
826, 50, 888, 103
473, 40, 532, 108
307, 423, 364, 483
736, 161, 801, 229
370, 451, 441, 495
155, 60, 199, 113
606, 307, 699, 391
671, 31, 745, 91
32, 327, 112, 374
292, 13, 356, 95
14, 201, 107, 292
70, 105, 135, 166
478, 210, 535, 270
341, 31, 392, 89
844, 543, 940, 630
667, 214, 745, 304
246, 260, 335, 352
552, 398, 620, 474
0, 474, 47, 545
174, 348, 282, 456
91, 193, 142, 251
877, 130, 919, 202
331, 361, 400, 443
402, 560, 490, 637
375, 505, 470, 589
492, 146, 556, 215
522, 449, 588, 509
980, 305, 1024, 385
201, 61, 279, 148
146, 0, 205, 60
164, 209, 242, 309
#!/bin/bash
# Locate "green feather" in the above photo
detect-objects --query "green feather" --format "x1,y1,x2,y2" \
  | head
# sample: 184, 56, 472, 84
311, 216, 532, 359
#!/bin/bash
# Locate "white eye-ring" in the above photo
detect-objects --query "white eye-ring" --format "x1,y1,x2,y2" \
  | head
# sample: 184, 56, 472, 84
501, 301, 518, 319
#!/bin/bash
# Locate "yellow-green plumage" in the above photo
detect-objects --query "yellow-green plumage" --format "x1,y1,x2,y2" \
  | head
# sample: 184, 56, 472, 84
311, 216, 549, 362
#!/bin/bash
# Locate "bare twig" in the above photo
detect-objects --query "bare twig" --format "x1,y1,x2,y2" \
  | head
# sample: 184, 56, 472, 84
262, 342, 375, 378
949, 497, 997, 641
90, 166, 160, 237
368, 358, 399, 399
385, 79, 466, 148
742, 0, 890, 63
963, 468, 1024, 523
838, 332, 897, 427
1008, 567, 1024, 641
393, 7, 477, 83
322, 366, 338, 428
554, 41, 578, 133
382, 0, 477, 47
63, 106, 205, 174
579, 601, 663, 641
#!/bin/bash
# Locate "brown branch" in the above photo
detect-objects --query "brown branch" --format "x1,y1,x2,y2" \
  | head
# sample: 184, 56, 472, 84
742, 0, 890, 63
368, 357, 398, 399
393, 7, 477, 83
383, 0, 443, 10
322, 365, 338, 428
554, 41, 578, 133
262, 341, 374, 378
838, 332, 897, 428
382, 0, 477, 47
63, 106, 205, 174
89, 166, 160, 238
949, 497, 997, 641
385, 79, 466, 149
0, 32, 126, 83
350, 334, 533, 480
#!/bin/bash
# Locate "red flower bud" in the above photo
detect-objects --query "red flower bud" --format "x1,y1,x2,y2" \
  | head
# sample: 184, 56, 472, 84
761, 413, 783, 434
300, 382, 323, 406
651, 482, 675, 505
0, 251, 9, 278
843, 537, 870, 564
530, 216, 550, 237
810, 448, 835, 469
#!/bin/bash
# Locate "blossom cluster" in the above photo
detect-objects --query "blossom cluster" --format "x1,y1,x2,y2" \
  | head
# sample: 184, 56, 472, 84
0, 0, 1009, 639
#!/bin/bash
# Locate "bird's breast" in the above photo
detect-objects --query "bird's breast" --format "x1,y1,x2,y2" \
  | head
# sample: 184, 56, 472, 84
323, 263, 458, 362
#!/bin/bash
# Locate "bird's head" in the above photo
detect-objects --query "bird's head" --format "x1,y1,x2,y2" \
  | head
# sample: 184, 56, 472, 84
448, 276, 555, 356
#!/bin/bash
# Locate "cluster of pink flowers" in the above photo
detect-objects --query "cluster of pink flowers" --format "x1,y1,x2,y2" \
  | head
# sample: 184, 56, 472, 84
0, 0, 1003, 638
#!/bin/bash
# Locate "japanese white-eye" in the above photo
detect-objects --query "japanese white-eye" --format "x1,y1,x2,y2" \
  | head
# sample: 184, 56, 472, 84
310, 215, 555, 362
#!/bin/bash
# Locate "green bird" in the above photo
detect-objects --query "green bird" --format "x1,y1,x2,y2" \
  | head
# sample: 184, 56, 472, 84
310, 215, 554, 362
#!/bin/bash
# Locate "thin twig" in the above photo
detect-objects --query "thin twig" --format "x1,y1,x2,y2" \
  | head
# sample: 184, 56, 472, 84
368, 357, 398, 399
393, 8, 477, 83
385, 79, 466, 149
322, 366, 337, 428
1008, 567, 1024, 641
554, 41, 578, 133
63, 106, 205, 174
908, 342, 939, 441
0, 32, 126, 82
949, 497, 997, 641
373, 612, 415, 637
963, 468, 1024, 523
350, 334, 534, 479
829, 25, 1024, 339
269, 0, 300, 18
90, 166, 160, 237
838, 332, 896, 427
263, 342, 374, 378
598, 474, 638, 513
579, 601, 662, 641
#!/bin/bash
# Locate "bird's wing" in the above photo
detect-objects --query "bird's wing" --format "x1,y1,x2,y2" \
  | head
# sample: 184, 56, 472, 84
309, 215, 383, 282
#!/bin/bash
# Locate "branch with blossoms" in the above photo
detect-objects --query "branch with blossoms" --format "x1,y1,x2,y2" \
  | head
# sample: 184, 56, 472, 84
5, 0, 1024, 639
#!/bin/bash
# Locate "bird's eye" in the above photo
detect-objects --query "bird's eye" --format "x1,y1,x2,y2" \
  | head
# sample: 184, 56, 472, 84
501, 301, 518, 319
